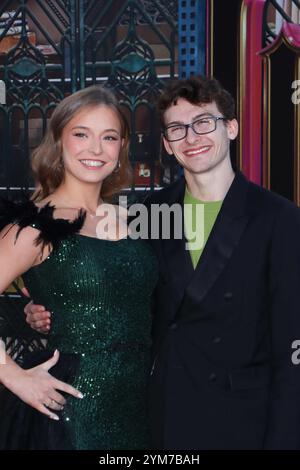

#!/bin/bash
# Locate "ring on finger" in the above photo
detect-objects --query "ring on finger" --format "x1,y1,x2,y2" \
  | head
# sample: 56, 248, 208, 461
45, 399, 55, 408
50, 399, 64, 410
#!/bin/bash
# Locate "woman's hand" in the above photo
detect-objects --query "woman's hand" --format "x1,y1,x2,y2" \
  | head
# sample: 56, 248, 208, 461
4, 350, 83, 421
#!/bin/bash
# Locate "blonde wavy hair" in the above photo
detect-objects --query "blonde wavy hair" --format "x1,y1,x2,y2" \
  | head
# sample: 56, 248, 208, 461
31, 85, 132, 202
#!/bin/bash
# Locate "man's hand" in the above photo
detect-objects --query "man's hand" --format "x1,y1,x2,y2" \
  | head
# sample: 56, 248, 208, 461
24, 299, 51, 334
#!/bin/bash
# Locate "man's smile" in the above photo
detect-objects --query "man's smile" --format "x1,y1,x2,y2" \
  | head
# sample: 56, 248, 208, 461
183, 145, 212, 157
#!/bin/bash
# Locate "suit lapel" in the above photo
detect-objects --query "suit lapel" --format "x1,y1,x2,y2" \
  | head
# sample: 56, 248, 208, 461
156, 171, 251, 324
175, 171, 250, 322
158, 178, 194, 309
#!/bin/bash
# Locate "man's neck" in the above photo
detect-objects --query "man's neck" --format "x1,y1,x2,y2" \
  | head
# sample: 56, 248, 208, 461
184, 161, 235, 202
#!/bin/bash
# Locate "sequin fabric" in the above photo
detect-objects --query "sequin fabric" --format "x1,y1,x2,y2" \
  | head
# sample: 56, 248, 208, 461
22, 234, 158, 449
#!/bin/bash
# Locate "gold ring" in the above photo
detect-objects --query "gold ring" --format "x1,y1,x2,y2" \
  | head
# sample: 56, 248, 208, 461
45, 399, 55, 407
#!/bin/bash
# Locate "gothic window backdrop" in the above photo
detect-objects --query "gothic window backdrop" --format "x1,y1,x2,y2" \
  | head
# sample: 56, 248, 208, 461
0, 0, 179, 197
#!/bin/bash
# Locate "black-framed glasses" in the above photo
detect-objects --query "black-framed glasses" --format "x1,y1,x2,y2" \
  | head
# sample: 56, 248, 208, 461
163, 116, 226, 142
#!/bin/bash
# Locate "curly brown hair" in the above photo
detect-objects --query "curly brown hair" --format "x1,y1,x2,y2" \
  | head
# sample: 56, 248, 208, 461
157, 75, 236, 126
31, 85, 132, 202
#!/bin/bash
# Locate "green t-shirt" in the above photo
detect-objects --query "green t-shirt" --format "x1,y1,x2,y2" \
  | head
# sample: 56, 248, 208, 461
184, 187, 223, 269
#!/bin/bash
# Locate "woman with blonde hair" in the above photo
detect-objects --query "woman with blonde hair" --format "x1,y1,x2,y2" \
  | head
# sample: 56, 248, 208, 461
0, 85, 158, 449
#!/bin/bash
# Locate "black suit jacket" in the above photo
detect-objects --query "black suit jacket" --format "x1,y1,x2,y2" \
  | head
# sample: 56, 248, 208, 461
145, 171, 300, 450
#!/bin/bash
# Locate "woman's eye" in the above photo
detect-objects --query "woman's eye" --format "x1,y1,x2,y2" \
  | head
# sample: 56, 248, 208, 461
104, 135, 119, 141
73, 132, 87, 138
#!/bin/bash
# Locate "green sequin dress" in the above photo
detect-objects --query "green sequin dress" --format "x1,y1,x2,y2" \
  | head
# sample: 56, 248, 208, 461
0, 200, 158, 450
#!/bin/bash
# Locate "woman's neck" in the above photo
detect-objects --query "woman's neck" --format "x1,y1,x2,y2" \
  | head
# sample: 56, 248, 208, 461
43, 182, 102, 214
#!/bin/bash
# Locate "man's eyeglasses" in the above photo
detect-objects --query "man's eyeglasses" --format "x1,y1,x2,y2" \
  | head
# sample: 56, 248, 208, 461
163, 116, 226, 142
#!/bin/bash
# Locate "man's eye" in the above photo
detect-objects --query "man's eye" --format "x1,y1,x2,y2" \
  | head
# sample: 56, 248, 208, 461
197, 119, 212, 125
170, 126, 184, 133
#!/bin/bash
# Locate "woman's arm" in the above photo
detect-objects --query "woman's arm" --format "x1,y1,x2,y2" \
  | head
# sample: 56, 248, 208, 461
0, 224, 83, 420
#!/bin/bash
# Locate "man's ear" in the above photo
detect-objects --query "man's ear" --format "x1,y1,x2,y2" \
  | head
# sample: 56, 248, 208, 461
163, 136, 173, 155
226, 119, 239, 141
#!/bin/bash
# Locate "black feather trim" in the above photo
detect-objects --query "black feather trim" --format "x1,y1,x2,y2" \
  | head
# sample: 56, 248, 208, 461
0, 195, 86, 251
0, 195, 86, 363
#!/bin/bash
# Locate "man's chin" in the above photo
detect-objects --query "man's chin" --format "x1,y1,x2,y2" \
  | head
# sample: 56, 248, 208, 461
183, 164, 211, 175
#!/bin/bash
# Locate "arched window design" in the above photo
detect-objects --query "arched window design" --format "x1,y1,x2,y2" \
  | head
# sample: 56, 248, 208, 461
239, 0, 300, 204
